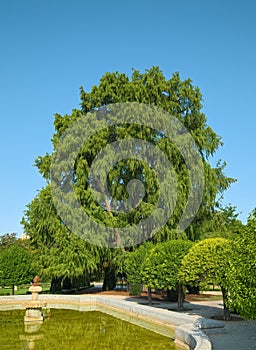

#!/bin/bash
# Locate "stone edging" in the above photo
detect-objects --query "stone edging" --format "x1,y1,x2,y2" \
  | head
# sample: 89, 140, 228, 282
0, 294, 224, 349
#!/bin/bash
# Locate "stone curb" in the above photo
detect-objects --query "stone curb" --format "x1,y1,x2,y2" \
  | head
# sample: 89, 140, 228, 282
175, 324, 212, 350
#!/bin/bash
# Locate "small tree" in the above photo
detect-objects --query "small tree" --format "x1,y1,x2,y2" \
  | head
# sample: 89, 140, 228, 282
141, 240, 193, 309
179, 237, 231, 319
0, 244, 35, 295
124, 242, 153, 295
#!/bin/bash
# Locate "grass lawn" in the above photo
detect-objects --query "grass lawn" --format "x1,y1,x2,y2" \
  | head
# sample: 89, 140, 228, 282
0, 283, 50, 296
186, 293, 223, 302
195, 295, 222, 301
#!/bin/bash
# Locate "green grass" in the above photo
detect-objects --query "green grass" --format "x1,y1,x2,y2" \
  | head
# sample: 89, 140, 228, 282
0, 283, 50, 296
193, 294, 223, 301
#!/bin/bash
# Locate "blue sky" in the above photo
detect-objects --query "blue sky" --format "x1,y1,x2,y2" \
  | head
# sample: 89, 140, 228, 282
0, 0, 255, 235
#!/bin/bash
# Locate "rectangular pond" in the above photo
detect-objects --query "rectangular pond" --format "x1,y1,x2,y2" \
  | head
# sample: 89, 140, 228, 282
0, 309, 184, 349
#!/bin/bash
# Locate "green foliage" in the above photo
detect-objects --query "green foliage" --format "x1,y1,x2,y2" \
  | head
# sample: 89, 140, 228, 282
0, 244, 35, 288
30, 66, 235, 246
129, 282, 143, 296
141, 240, 193, 290
22, 66, 236, 288
178, 238, 230, 289
225, 211, 256, 319
22, 186, 100, 282
195, 205, 244, 240
124, 242, 153, 285
0, 233, 17, 250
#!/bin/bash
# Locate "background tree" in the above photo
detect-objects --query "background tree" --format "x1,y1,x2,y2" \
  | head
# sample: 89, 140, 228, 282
0, 243, 35, 295
22, 186, 100, 292
179, 237, 231, 319
141, 240, 193, 309
0, 233, 17, 251
194, 205, 244, 240
224, 210, 256, 319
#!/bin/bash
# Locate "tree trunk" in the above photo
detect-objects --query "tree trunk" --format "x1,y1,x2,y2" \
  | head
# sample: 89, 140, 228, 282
104, 197, 122, 247
50, 277, 62, 293
102, 265, 116, 291
12, 284, 15, 295
62, 277, 72, 290
221, 286, 231, 320
177, 284, 184, 311
148, 287, 152, 305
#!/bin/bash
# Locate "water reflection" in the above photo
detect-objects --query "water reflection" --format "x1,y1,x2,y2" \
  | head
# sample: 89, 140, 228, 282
0, 310, 182, 349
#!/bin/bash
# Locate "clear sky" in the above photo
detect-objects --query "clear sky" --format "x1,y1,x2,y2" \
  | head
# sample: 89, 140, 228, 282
0, 0, 255, 236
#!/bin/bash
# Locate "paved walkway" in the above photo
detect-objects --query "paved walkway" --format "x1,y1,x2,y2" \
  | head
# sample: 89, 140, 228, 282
164, 299, 256, 350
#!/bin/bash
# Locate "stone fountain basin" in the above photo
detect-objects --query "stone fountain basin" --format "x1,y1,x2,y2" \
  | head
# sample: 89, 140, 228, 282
0, 294, 225, 349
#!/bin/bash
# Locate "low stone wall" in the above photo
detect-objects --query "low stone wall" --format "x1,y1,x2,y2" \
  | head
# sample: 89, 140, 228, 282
0, 294, 224, 350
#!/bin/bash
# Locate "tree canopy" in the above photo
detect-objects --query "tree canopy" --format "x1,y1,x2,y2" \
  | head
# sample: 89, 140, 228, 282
195, 205, 243, 240
27, 67, 234, 244
141, 240, 193, 309
124, 242, 154, 285
22, 186, 100, 290
0, 233, 17, 250
141, 240, 193, 291
178, 237, 231, 319
0, 243, 35, 294
179, 238, 229, 288
22, 66, 235, 288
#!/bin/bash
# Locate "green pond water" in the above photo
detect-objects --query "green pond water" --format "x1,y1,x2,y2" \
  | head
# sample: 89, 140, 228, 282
0, 309, 182, 349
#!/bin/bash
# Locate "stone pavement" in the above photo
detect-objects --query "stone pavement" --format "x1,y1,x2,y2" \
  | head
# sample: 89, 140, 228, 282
167, 299, 256, 350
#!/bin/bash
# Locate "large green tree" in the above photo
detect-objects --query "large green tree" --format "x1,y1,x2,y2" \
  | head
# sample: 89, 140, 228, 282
23, 67, 235, 288
35, 67, 234, 239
